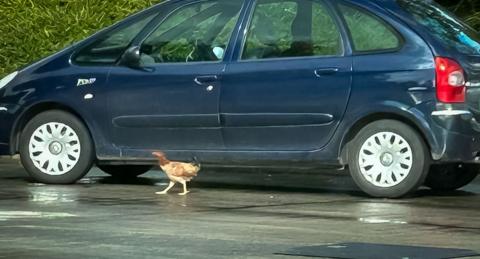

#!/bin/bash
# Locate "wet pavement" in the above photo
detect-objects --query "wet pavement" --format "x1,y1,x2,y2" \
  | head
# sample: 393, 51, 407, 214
0, 157, 479, 259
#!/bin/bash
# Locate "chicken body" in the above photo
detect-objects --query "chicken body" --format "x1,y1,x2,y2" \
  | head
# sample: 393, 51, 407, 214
152, 152, 200, 195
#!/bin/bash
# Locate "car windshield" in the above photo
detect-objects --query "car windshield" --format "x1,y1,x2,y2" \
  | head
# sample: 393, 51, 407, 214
397, 0, 480, 55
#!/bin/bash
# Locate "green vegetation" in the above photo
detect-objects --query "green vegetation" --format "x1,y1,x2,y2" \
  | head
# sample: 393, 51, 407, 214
0, 0, 158, 76
0, 0, 478, 77
340, 4, 400, 52
437, 0, 480, 30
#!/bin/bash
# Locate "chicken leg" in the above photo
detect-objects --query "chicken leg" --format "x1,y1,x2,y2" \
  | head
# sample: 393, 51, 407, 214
156, 181, 175, 195
178, 181, 190, 196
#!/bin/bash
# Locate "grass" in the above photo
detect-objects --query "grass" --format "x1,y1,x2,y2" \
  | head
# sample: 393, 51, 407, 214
0, 0, 479, 77
0, 0, 158, 76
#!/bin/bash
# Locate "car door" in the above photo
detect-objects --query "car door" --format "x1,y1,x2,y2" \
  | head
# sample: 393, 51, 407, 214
221, 0, 352, 151
104, 0, 244, 156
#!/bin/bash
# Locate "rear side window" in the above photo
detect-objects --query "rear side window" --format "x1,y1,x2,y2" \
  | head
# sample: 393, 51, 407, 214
397, 0, 480, 56
242, 0, 343, 60
339, 4, 401, 53
74, 13, 157, 65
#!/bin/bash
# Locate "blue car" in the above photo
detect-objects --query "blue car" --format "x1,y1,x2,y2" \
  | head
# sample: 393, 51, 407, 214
1, 0, 479, 197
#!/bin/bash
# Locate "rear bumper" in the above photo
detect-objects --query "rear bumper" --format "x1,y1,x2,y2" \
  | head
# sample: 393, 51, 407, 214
430, 109, 480, 162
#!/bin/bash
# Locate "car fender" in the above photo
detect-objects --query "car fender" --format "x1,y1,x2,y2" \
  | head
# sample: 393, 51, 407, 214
337, 100, 441, 163
9, 97, 115, 158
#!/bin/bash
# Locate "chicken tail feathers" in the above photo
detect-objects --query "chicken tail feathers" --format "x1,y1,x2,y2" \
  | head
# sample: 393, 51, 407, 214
192, 156, 201, 171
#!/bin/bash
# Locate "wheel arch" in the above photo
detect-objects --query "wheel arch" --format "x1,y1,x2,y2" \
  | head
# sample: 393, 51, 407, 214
339, 111, 436, 164
10, 102, 97, 155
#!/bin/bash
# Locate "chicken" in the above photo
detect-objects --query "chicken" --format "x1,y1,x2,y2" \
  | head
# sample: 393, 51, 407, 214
152, 151, 201, 195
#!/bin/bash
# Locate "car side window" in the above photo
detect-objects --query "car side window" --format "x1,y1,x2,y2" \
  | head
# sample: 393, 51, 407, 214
140, 1, 243, 64
74, 13, 157, 65
339, 4, 401, 52
242, 0, 342, 60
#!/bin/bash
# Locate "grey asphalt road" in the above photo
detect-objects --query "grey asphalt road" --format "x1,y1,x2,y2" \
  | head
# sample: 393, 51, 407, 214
0, 157, 479, 259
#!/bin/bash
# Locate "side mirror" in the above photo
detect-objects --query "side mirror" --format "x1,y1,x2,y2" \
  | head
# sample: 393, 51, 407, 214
121, 46, 142, 68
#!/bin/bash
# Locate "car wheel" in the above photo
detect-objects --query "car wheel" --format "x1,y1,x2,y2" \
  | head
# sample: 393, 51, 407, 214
425, 164, 478, 191
347, 120, 429, 198
19, 110, 94, 184
98, 165, 152, 178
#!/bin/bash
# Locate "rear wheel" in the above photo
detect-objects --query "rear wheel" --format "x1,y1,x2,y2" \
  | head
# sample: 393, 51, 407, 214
19, 110, 94, 184
98, 165, 152, 178
347, 120, 429, 198
425, 164, 479, 191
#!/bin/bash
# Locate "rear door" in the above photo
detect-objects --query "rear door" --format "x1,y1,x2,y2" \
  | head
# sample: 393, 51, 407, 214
220, 0, 352, 151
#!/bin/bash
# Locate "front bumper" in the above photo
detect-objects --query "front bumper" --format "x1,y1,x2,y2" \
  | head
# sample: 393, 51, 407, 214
0, 104, 18, 155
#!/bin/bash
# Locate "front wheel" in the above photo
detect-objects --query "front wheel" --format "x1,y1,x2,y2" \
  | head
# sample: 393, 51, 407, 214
425, 164, 478, 191
19, 110, 94, 184
98, 165, 152, 178
347, 120, 429, 198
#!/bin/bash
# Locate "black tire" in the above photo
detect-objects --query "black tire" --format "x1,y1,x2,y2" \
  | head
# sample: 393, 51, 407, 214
425, 164, 479, 191
19, 110, 94, 184
98, 165, 152, 178
347, 120, 430, 198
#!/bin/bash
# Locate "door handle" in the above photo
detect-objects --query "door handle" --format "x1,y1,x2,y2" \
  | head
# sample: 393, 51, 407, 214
194, 75, 218, 86
314, 68, 339, 77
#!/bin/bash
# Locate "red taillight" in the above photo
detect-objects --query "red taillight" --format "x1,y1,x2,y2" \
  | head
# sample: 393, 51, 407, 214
435, 57, 466, 103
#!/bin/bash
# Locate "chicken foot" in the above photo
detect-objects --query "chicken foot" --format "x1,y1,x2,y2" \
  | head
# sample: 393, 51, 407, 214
178, 181, 190, 196
156, 181, 175, 195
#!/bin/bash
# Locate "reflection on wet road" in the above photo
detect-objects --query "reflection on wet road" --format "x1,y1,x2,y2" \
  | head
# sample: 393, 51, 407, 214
0, 158, 479, 258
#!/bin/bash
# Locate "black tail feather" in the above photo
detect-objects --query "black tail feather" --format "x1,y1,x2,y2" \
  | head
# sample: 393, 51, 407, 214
192, 156, 201, 169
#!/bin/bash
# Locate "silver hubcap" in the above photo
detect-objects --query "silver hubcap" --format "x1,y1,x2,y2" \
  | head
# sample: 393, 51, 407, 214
29, 122, 81, 176
49, 141, 63, 155
358, 132, 413, 188
380, 152, 394, 166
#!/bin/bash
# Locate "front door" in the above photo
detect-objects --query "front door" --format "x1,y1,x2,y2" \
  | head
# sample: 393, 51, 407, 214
221, 0, 352, 151
105, 0, 244, 155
